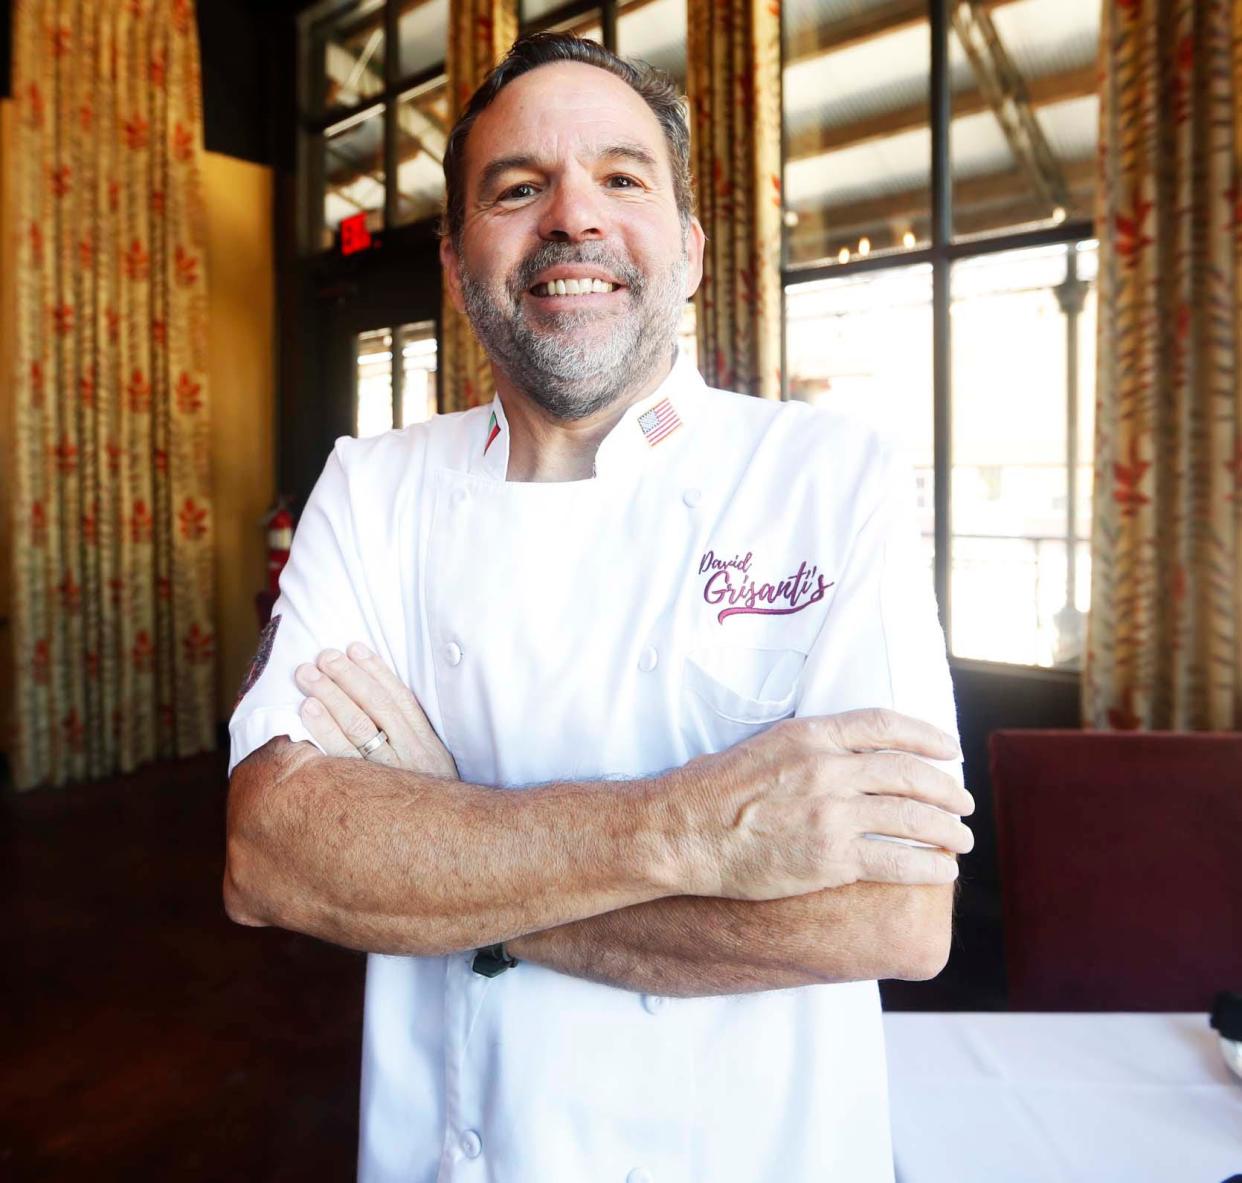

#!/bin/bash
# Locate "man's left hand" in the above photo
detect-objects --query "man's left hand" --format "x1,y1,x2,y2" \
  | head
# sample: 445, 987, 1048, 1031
294, 642, 459, 779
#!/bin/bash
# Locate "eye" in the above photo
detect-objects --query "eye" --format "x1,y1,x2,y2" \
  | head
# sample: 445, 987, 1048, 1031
499, 182, 538, 201
606, 174, 642, 189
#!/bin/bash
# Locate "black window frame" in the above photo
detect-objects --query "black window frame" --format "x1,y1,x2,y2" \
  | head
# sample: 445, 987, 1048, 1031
296, 0, 631, 257
780, 0, 1095, 679
521, 0, 620, 47
297, 0, 452, 256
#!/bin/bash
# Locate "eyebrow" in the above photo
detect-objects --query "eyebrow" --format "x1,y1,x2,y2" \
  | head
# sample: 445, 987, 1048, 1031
475, 141, 662, 199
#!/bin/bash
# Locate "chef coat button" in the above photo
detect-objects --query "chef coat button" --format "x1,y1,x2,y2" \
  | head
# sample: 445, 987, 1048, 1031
626, 1169, 654, 1183
641, 993, 666, 1014
460, 1128, 483, 1159
682, 487, 702, 507
444, 642, 463, 667
452, 488, 469, 507
637, 646, 658, 673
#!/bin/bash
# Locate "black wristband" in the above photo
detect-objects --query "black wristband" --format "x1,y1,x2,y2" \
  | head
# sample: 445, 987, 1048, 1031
472, 942, 518, 977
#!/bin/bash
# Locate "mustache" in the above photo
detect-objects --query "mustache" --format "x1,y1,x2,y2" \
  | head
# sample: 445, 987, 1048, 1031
508, 242, 643, 298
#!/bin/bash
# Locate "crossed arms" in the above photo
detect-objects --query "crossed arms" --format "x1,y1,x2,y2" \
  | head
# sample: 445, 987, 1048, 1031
225, 645, 974, 998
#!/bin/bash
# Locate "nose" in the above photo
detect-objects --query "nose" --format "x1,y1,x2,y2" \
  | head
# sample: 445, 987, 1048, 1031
537, 167, 605, 243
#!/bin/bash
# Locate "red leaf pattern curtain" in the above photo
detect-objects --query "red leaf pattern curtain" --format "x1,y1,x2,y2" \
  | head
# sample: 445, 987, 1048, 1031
439, 0, 517, 414
687, 0, 782, 398
10, 0, 216, 789
1086, 0, 1242, 730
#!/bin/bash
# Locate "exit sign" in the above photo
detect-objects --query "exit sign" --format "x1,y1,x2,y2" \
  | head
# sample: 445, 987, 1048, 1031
340, 212, 375, 256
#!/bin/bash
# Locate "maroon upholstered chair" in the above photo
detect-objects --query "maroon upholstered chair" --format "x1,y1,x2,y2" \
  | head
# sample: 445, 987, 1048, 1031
988, 729, 1242, 1011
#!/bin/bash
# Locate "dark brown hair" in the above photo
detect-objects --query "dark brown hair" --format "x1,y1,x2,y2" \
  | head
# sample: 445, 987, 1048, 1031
440, 32, 693, 243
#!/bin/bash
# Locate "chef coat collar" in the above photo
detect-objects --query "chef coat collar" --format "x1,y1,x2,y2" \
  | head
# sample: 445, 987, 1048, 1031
470, 347, 705, 483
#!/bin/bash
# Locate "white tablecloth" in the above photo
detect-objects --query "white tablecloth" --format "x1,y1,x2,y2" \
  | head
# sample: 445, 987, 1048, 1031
883, 1012, 1242, 1183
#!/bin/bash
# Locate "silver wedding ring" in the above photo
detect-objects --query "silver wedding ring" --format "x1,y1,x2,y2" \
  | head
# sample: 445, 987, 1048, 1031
356, 729, 388, 759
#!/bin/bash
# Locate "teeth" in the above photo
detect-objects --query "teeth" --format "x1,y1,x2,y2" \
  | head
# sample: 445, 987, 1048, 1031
532, 279, 617, 296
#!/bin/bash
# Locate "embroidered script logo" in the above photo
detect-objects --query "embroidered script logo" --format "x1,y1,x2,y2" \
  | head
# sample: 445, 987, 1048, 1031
699, 550, 834, 623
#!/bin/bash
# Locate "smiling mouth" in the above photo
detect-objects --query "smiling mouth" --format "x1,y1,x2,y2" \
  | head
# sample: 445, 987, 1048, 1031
529, 278, 622, 297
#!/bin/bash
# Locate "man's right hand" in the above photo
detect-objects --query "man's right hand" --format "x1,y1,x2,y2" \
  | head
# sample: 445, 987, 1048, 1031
678, 708, 974, 901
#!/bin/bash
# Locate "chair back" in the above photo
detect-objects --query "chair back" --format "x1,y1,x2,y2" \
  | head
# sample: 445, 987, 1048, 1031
989, 729, 1242, 1010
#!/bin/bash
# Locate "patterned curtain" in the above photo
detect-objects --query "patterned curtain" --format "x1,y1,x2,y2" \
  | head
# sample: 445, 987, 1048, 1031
439, 0, 517, 414
10, 0, 216, 789
686, 0, 782, 398
1085, 0, 1242, 730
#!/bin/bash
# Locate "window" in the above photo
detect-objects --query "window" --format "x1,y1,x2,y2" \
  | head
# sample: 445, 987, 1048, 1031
783, 0, 932, 267
321, 106, 387, 248
781, 0, 1100, 670
354, 322, 440, 437
300, 0, 692, 242
617, 0, 687, 85
300, 0, 693, 258
394, 79, 450, 226
520, 0, 687, 80
302, 0, 449, 254
950, 0, 1097, 240
786, 265, 935, 576
951, 242, 1095, 666
315, 1, 387, 116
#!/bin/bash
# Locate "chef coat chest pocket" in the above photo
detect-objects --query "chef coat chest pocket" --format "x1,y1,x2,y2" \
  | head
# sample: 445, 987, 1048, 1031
680, 644, 805, 755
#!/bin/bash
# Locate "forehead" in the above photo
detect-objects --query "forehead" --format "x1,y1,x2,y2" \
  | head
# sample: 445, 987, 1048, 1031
465, 61, 671, 178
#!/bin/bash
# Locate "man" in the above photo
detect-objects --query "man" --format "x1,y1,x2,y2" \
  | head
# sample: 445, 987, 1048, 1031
225, 32, 974, 1183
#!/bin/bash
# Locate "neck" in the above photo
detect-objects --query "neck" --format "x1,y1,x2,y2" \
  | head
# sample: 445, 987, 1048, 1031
496, 352, 676, 482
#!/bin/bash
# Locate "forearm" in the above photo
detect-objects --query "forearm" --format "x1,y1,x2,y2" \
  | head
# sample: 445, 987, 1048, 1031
508, 880, 955, 996
224, 737, 687, 956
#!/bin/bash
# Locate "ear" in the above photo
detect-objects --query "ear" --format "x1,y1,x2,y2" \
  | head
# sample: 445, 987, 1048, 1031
440, 234, 467, 316
683, 216, 706, 300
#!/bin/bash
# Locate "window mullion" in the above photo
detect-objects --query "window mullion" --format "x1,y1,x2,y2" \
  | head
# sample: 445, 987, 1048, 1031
383, 1, 400, 229
602, 0, 618, 52
930, 0, 952, 640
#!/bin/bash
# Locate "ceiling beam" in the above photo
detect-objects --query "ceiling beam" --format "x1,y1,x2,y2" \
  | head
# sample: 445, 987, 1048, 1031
787, 156, 1095, 258
787, 63, 1095, 162
406, 83, 449, 133
951, 0, 1069, 208
947, 195, 1090, 241
323, 42, 446, 172
785, 0, 1021, 70
328, 0, 440, 47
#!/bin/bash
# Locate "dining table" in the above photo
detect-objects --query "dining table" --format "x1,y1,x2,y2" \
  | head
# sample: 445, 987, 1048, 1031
883, 1011, 1242, 1183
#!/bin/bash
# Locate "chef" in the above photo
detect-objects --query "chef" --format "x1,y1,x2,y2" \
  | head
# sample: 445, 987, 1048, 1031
225, 31, 974, 1183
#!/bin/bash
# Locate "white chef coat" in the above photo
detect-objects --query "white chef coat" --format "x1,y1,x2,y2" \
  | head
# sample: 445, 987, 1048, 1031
228, 348, 962, 1183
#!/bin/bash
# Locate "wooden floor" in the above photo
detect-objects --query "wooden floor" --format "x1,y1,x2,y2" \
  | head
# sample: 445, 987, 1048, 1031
2, 748, 364, 1181
1, 744, 1002, 1179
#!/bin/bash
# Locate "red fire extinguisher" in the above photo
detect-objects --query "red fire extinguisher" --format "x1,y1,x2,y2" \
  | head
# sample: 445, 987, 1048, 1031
266, 505, 295, 596
256, 499, 295, 628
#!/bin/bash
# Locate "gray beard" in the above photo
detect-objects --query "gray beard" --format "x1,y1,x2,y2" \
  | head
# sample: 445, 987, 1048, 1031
458, 240, 688, 421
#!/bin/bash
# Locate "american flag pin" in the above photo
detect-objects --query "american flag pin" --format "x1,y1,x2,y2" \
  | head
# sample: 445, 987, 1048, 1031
637, 398, 681, 446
